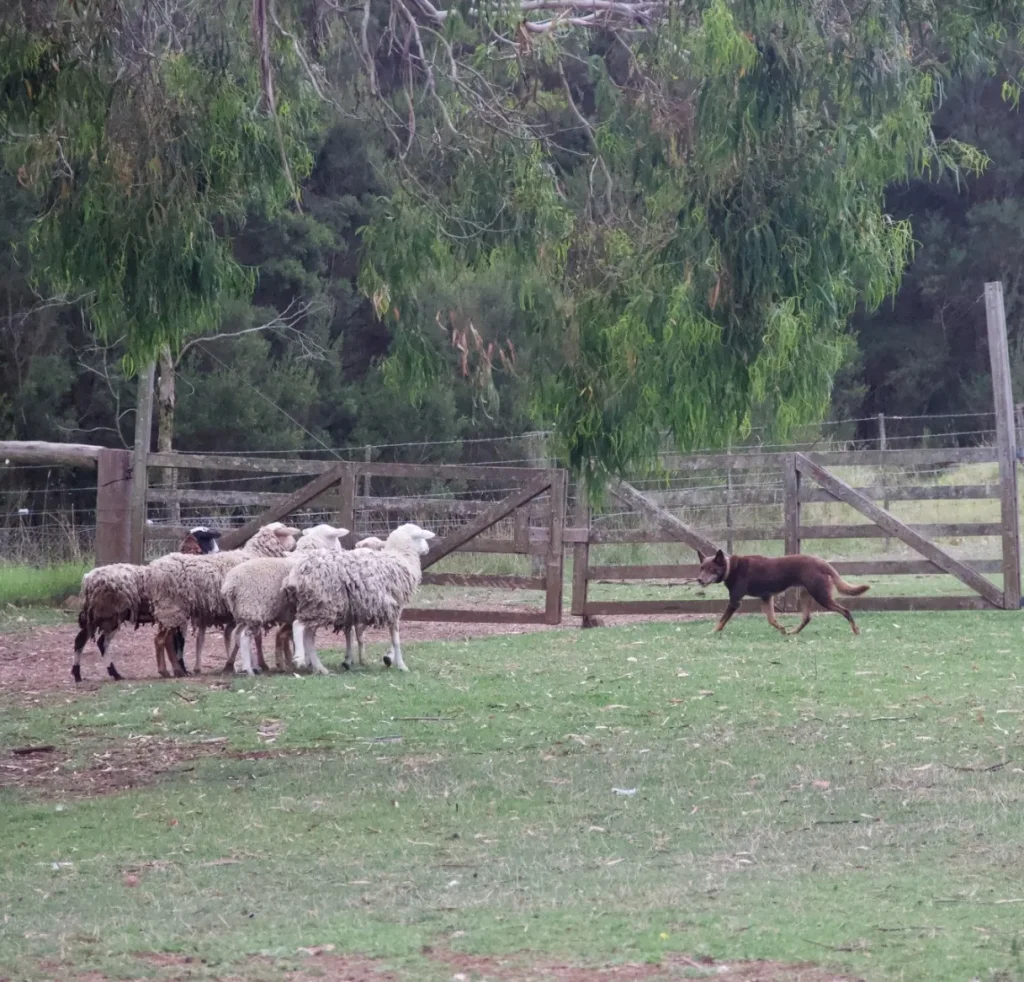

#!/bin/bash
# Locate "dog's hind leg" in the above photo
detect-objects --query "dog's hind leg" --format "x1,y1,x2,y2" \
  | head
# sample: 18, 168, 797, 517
790, 590, 814, 635
807, 582, 858, 635
761, 596, 788, 634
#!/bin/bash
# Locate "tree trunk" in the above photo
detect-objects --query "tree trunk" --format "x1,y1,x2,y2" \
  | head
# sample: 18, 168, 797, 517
156, 345, 180, 526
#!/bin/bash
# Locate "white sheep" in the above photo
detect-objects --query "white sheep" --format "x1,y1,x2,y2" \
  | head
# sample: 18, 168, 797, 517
285, 523, 435, 675
144, 522, 300, 676
220, 524, 349, 676
72, 527, 221, 683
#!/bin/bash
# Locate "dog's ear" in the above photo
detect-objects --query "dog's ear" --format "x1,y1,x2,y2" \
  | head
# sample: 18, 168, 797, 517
714, 549, 725, 564
696, 551, 705, 564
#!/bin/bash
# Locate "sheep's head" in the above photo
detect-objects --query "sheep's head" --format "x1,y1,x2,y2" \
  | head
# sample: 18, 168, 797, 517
354, 536, 386, 551
388, 523, 436, 556
256, 522, 302, 553
300, 524, 349, 551
189, 527, 222, 554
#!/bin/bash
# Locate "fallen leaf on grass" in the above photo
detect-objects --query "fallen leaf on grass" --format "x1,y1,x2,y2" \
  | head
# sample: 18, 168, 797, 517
811, 779, 830, 790
297, 944, 335, 956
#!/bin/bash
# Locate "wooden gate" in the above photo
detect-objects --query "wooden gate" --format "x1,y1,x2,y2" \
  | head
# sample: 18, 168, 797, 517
146, 454, 568, 626
572, 446, 1017, 619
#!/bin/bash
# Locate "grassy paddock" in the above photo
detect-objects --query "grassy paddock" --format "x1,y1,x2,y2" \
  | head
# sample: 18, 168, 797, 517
2, 612, 1024, 980
0, 561, 87, 607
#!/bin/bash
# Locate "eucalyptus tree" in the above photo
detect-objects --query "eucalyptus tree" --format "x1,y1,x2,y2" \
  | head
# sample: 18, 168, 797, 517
339, 0, 1020, 484
0, 0, 319, 554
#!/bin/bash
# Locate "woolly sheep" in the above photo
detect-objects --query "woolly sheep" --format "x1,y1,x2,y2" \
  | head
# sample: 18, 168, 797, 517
144, 522, 300, 676
286, 522, 435, 675
72, 527, 221, 683
220, 524, 349, 676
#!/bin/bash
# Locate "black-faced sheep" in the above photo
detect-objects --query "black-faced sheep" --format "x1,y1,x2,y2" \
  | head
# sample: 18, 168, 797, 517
72, 527, 222, 683
144, 522, 300, 676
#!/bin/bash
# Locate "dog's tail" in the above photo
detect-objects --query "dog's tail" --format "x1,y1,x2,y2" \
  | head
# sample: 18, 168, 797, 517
829, 567, 870, 596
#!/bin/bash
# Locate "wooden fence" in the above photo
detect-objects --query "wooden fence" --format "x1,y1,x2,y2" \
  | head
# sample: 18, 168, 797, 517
0, 281, 1019, 624
570, 446, 1017, 618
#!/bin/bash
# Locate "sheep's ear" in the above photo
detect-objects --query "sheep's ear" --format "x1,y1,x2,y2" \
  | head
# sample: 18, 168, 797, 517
334, 528, 350, 538
277, 526, 301, 538
419, 529, 436, 540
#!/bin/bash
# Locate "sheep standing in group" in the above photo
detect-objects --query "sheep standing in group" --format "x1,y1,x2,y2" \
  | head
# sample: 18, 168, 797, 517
220, 524, 349, 676
285, 523, 435, 675
144, 522, 300, 676
72, 527, 221, 683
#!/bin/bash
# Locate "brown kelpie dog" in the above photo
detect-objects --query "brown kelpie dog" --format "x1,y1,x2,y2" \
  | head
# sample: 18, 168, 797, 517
695, 550, 870, 635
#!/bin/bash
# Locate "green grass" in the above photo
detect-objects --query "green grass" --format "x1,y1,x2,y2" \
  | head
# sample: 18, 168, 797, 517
0, 562, 87, 607
3, 612, 1024, 980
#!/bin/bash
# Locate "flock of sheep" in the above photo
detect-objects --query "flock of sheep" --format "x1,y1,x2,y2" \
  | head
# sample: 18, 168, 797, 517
72, 521, 436, 683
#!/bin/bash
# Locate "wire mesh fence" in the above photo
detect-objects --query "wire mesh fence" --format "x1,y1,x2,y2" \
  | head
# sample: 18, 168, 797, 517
0, 413, 1006, 573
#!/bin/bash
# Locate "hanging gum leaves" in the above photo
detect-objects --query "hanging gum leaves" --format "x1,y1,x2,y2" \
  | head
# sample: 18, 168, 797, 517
358, 0, 1022, 490
0, 1, 317, 369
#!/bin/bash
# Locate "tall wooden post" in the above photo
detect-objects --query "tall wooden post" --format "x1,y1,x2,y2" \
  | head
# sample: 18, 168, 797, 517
545, 469, 567, 624
336, 463, 357, 548
985, 281, 1022, 609
725, 443, 734, 555
570, 477, 590, 617
529, 432, 550, 577
95, 449, 132, 566
129, 361, 156, 565
878, 413, 890, 551
782, 454, 801, 612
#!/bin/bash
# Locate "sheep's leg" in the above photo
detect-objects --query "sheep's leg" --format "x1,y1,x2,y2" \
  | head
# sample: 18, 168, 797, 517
99, 628, 124, 681
193, 626, 206, 675
238, 629, 257, 676
154, 627, 172, 679
304, 625, 329, 676
254, 632, 270, 674
171, 628, 188, 677
291, 619, 308, 668
276, 627, 295, 671
342, 627, 354, 671
72, 623, 90, 683
355, 624, 368, 666
386, 622, 408, 672
222, 629, 240, 674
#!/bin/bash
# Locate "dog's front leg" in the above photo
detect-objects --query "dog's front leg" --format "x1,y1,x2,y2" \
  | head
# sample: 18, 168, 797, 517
713, 601, 740, 633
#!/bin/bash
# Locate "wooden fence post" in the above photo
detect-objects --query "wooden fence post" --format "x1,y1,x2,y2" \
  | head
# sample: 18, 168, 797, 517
985, 281, 1022, 609
336, 463, 357, 548
531, 432, 549, 578
129, 361, 156, 565
95, 449, 132, 566
878, 413, 890, 552
782, 454, 801, 611
725, 444, 734, 555
363, 445, 373, 499
570, 478, 590, 617
545, 469, 567, 624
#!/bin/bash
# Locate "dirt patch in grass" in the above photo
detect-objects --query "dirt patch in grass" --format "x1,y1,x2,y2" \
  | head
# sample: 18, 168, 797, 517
0, 613, 703, 707
0, 736, 321, 800
28, 951, 863, 982
423, 949, 863, 981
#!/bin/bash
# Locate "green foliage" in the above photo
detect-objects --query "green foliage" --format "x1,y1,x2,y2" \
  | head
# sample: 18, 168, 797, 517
358, 0, 1020, 488
0, 1, 317, 365
839, 71, 1024, 435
